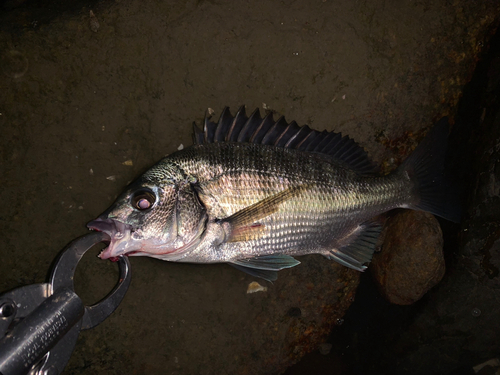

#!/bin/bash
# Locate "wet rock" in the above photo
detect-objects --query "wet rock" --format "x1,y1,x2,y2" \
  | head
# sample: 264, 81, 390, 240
371, 210, 445, 305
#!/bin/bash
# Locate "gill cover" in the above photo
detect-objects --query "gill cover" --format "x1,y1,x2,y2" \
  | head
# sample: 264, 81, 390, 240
87, 161, 207, 259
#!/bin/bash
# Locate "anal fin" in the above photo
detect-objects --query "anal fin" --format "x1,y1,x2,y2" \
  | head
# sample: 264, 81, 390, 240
327, 221, 382, 271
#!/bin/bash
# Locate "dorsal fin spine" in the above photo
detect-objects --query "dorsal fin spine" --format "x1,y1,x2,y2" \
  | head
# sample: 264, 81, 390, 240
237, 108, 261, 143
194, 106, 378, 175
226, 106, 246, 142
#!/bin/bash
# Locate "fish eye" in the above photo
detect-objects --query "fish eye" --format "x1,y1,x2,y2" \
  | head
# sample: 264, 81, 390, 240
130, 188, 156, 211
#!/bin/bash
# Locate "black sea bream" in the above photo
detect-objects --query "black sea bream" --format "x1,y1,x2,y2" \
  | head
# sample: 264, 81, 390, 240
88, 107, 459, 281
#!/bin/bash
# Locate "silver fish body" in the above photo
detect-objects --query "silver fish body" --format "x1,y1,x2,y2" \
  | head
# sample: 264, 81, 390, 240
88, 107, 459, 281
155, 143, 407, 262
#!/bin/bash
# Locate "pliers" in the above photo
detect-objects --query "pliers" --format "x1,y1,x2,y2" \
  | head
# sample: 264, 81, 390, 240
0, 232, 131, 375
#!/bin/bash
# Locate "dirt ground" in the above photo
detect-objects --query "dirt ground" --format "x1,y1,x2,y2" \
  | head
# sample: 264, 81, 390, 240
1, 0, 499, 374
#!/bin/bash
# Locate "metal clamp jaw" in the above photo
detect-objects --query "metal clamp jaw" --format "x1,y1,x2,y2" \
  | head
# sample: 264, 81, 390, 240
0, 232, 131, 375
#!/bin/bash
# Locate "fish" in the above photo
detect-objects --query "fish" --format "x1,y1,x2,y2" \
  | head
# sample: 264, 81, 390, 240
88, 106, 460, 281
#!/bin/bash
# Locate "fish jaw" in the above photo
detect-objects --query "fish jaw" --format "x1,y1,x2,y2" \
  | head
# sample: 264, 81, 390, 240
87, 218, 142, 259
87, 217, 195, 260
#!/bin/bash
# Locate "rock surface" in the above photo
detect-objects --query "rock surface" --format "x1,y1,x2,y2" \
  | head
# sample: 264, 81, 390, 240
0, 0, 499, 374
70, 256, 359, 375
371, 210, 445, 305
305, 28, 500, 375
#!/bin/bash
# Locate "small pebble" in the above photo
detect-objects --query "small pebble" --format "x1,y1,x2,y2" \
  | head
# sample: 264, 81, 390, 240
247, 281, 267, 294
473, 358, 500, 373
122, 159, 133, 166
89, 10, 99, 32
0, 50, 28, 79
106, 175, 116, 181
318, 343, 332, 355
177, 144, 184, 150
287, 307, 302, 317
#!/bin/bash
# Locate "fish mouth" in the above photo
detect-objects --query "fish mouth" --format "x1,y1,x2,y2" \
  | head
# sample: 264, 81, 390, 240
87, 218, 140, 259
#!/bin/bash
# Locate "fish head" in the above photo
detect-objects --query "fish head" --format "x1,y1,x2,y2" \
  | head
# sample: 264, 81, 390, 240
87, 160, 206, 260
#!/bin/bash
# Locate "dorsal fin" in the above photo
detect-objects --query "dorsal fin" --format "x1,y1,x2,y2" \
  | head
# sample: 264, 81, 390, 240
192, 106, 378, 175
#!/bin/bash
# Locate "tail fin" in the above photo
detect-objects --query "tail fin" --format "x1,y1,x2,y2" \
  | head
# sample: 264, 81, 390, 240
398, 117, 461, 222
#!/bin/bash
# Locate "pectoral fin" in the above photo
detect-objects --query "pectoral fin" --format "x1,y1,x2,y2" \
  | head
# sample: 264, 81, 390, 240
224, 223, 266, 243
219, 184, 312, 243
229, 264, 278, 282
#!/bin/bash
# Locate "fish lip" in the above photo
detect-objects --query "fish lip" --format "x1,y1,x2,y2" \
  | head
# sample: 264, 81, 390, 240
87, 217, 131, 235
87, 218, 136, 259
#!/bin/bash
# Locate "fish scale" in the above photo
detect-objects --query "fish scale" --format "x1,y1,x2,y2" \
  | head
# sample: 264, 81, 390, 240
88, 108, 459, 281
167, 142, 406, 260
